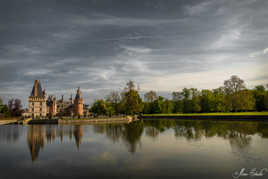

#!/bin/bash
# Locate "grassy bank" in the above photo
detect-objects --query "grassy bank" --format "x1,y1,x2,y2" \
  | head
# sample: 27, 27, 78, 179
143, 112, 268, 116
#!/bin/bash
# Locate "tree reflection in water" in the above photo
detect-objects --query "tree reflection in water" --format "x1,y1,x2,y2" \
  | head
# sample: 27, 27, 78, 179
0, 125, 22, 143
93, 121, 144, 153
22, 120, 268, 161
143, 120, 268, 161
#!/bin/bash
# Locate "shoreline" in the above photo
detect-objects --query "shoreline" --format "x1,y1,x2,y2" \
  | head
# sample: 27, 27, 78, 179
0, 120, 18, 125
26, 116, 139, 125
141, 114, 268, 121
3, 113, 268, 124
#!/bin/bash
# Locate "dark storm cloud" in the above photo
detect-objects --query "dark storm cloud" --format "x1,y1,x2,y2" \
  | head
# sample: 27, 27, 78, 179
0, 0, 268, 105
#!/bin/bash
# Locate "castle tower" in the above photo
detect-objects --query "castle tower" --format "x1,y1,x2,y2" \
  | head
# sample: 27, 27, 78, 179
47, 96, 57, 117
70, 94, 73, 104
74, 87, 83, 116
29, 80, 47, 118
53, 97, 57, 116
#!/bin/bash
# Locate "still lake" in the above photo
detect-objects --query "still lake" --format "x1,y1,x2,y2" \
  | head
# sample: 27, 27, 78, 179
1, 119, 268, 179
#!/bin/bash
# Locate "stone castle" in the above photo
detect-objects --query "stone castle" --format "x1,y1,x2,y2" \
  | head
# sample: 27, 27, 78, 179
29, 80, 87, 118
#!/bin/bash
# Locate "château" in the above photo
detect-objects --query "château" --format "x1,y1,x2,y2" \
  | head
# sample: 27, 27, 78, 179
28, 80, 87, 119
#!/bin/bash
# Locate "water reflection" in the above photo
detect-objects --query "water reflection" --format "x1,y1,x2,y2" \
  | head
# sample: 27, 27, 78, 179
1, 120, 268, 162
26, 125, 84, 160
93, 123, 144, 153
27, 125, 45, 161
144, 120, 268, 162
0, 125, 23, 143
74, 125, 83, 149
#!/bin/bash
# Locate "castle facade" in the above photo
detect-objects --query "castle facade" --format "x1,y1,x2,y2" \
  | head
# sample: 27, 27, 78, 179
29, 80, 87, 119
29, 80, 47, 118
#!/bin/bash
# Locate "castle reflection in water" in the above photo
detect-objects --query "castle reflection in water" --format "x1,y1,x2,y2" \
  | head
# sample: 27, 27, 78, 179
1, 120, 268, 161
27, 125, 84, 161
26, 123, 144, 161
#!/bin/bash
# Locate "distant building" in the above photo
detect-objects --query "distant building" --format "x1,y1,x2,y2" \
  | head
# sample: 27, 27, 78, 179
21, 109, 31, 118
47, 96, 57, 117
74, 87, 83, 116
28, 80, 87, 119
83, 104, 90, 116
29, 80, 47, 118
56, 95, 73, 116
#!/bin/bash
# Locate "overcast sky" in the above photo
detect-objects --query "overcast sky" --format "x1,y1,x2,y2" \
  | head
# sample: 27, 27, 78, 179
0, 0, 268, 105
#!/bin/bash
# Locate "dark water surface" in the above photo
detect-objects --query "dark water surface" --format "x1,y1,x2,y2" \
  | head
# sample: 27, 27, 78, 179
1, 119, 268, 179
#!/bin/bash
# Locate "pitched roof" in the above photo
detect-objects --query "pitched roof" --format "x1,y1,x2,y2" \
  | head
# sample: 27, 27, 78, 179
75, 87, 82, 100
30, 80, 44, 97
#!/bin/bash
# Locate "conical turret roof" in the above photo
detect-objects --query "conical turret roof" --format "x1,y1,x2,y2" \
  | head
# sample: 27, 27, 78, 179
75, 87, 82, 100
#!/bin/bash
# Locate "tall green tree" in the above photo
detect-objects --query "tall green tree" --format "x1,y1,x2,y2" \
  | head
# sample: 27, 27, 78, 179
200, 89, 214, 112
224, 75, 246, 95
121, 81, 143, 115
1, 105, 10, 117
151, 96, 164, 113
213, 87, 226, 112
190, 88, 201, 113
144, 91, 158, 102
253, 85, 266, 111
264, 91, 268, 111
143, 102, 152, 114
91, 99, 108, 116
232, 90, 255, 111
182, 88, 192, 113
223, 75, 246, 111
161, 99, 174, 114
143, 91, 158, 114
125, 80, 135, 91
172, 91, 184, 113
105, 102, 115, 117
106, 91, 121, 114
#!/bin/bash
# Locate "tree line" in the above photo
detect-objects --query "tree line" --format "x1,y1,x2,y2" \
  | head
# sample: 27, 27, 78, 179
91, 75, 268, 116
0, 75, 267, 117
91, 81, 143, 116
